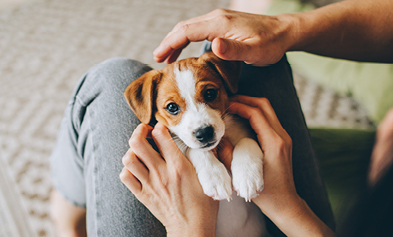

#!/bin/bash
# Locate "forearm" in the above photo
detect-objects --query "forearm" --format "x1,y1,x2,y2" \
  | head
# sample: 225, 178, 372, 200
254, 194, 335, 237
283, 0, 393, 63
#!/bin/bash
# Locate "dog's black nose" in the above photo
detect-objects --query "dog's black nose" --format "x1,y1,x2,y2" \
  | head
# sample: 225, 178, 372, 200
194, 126, 215, 143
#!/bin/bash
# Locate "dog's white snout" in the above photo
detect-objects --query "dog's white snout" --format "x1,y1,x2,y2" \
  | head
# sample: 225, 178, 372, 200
194, 125, 215, 144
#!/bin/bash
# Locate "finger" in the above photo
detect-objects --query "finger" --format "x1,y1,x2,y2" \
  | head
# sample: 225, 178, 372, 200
153, 19, 228, 62
230, 96, 291, 143
122, 149, 149, 183
154, 9, 227, 62
129, 124, 165, 168
217, 137, 233, 171
164, 46, 187, 64
211, 38, 264, 64
171, 9, 224, 33
227, 101, 281, 149
120, 167, 142, 195
230, 96, 282, 130
151, 122, 184, 164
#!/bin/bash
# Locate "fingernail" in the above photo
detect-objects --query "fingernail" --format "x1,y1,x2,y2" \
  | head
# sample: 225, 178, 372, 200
153, 45, 164, 56
122, 154, 130, 166
153, 46, 160, 55
219, 39, 227, 55
155, 122, 163, 129
119, 168, 127, 178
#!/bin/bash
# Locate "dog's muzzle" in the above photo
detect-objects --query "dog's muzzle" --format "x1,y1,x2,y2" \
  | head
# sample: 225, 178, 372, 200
194, 126, 215, 145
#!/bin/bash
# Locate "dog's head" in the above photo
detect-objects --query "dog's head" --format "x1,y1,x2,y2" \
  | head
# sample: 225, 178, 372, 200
124, 52, 241, 150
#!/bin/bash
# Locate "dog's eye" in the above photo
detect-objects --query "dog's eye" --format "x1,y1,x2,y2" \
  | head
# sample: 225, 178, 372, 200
166, 103, 180, 115
204, 88, 218, 102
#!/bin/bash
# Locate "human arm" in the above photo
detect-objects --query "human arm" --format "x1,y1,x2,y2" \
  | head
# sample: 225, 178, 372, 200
154, 0, 393, 65
119, 123, 219, 237
368, 108, 393, 186
288, 0, 393, 63
225, 95, 336, 237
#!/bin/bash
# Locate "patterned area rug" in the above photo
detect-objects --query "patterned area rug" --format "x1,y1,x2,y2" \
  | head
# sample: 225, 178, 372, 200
0, 0, 374, 236
0, 153, 36, 237
293, 73, 374, 129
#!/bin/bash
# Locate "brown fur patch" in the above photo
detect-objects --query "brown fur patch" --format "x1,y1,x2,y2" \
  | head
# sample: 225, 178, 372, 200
154, 57, 232, 126
154, 67, 187, 127
124, 52, 240, 125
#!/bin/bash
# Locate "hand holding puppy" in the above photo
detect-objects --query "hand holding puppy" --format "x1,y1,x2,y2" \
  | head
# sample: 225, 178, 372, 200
120, 123, 219, 237
227, 95, 295, 209
120, 96, 334, 236
226, 95, 335, 237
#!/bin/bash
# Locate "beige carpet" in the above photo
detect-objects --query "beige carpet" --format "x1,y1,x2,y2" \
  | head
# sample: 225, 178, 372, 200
0, 153, 36, 237
0, 0, 373, 236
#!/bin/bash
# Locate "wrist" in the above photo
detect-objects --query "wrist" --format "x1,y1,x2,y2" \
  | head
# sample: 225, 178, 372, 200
275, 13, 303, 53
254, 193, 335, 237
166, 225, 216, 237
253, 191, 305, 223
279, 1, 356, 57
270, 196, 311, 227
166, 218, 216, 237
283, 9, 337, 53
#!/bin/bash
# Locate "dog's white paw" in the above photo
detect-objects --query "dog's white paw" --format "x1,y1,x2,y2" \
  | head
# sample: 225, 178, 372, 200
232, 138, 264, 202
198, 163, 232, 201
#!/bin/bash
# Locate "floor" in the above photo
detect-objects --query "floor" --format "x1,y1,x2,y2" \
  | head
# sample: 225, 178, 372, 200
0, 0, 41, 9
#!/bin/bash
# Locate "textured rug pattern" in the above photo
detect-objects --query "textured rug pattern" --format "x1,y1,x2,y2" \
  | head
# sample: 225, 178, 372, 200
0, 0, 229, 236
0, 0, 373, 236
0, 154, 36, 237
293, 73, 374, 129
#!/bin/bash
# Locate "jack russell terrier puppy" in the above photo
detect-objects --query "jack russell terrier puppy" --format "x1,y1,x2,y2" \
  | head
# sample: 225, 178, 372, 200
124, 52, 267, 236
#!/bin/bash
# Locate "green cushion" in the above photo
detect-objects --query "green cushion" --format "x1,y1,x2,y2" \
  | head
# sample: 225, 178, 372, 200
309, 128, 375, 231
266, 0, 393, 124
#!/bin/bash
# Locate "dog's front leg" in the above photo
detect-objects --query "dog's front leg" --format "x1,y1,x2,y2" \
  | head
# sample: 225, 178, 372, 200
188, 149, 232, 201
232, 138, 264, 202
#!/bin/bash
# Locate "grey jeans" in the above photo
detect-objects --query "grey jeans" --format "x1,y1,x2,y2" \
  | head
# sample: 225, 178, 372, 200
50, 54, 335, 236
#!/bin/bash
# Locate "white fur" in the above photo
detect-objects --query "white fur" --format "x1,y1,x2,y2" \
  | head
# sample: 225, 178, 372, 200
169, 68, 225, 150
224, 116, 264, 201
232, 138, 264, 201
216, 115, 267, 236
170, 104, 224, 149
170, 68, 230, 200
168, 68, 266, 237
188, 149, 232, 201
173, 68, 196, 109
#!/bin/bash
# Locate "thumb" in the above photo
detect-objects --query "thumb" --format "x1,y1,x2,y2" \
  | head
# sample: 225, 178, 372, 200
211, 38, 256, 64
151, 122, 182, 162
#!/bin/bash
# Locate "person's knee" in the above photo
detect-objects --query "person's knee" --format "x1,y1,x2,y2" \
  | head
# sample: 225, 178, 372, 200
74, 57, 146, 129
99, 57, 146, 72
87, 57, 152, 94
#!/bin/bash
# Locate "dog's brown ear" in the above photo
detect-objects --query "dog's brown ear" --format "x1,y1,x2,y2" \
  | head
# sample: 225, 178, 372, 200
199, 52, 242, 94
124, 70, 161, 124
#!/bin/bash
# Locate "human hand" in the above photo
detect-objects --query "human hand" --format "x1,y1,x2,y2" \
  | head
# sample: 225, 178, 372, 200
153, 9, 293, 66
120, 123, 219, 237
226, 96, 297, 210
226, 95, 335, 236
369, 108, 393, 186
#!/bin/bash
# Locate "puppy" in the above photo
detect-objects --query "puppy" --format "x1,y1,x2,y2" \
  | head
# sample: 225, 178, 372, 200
124, 52, 267, 236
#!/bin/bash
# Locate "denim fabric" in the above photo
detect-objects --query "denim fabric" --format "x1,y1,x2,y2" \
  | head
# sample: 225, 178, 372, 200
50, 58, 166, 236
